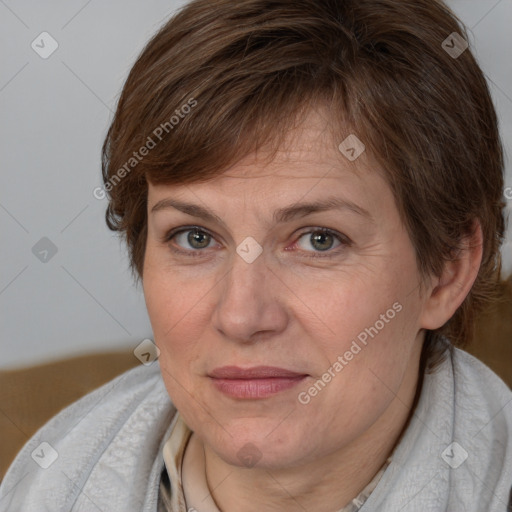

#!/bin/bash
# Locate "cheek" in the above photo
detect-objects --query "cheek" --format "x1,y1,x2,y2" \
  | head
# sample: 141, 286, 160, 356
143, 274, 206, 414
303, 273, 422, 406
143, 245, 209, 338
292, 307, 417, 449
142, 266, 202, 372
314, 273, 410, 352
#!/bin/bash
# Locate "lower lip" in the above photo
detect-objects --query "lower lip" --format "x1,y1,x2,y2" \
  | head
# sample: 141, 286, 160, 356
210, 376, 307, 399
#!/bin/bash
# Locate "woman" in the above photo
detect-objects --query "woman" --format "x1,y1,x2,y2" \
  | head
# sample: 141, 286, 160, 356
1, 0, 511, 510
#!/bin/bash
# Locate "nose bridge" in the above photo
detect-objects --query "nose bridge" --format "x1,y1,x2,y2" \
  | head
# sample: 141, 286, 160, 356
212, 249, 287, 341
221, 251, 269, 318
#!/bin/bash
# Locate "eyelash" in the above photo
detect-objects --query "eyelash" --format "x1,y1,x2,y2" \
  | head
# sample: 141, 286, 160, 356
161, 225, 351, 259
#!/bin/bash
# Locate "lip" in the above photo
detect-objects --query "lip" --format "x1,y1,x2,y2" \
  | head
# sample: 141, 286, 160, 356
209, 366, 308, 399
209, 366, 306, 379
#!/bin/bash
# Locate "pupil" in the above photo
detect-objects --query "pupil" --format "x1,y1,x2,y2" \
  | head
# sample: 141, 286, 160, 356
189, 230, 209, 249
312, 232, 332, 251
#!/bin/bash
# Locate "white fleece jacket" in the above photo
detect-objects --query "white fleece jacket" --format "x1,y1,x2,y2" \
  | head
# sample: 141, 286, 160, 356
0, 347, 511, 512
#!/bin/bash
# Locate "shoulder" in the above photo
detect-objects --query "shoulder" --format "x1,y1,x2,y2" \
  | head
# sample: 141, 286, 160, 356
452, 346, 512, 438
0, 362, 177, 512
451, 347, 512, 411
446, 348, 512, 507
360, 346, 512, 511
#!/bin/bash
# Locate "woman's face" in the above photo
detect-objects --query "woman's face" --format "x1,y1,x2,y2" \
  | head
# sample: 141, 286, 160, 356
143, 109, 429, 470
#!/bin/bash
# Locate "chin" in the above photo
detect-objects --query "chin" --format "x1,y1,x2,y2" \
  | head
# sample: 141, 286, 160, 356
204, 420, 307, 469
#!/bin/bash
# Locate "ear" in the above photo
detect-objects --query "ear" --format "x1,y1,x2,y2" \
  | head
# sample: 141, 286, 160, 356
420, 220, 483, 330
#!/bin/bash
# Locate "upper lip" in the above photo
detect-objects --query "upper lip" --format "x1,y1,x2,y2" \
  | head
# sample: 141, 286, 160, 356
209, 366, 307, 379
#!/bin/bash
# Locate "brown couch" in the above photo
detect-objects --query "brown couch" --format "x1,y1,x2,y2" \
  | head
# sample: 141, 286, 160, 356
1, 277, 510, 480
0, 351, 139, 481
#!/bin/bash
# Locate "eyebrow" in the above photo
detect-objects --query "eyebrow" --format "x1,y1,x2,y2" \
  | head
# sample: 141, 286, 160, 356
150, 196, 373, 226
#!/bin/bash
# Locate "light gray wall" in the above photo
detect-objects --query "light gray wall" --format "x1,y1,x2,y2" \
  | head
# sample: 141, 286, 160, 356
1, 0, 511, 369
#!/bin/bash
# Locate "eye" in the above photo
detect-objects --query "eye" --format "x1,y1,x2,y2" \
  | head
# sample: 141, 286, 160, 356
163, 226, 351, 259
164, 226, 217, 255
293, 228, 350, 257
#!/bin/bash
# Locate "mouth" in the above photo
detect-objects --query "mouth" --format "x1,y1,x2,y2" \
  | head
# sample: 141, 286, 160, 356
208, 366, 308, 399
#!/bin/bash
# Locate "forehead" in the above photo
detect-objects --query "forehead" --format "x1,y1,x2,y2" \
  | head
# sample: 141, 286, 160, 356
148, 107, 380, 199
221, 107, 367, 176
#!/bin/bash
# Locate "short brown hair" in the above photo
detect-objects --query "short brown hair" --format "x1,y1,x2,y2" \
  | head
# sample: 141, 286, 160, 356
101, 0, 506, 370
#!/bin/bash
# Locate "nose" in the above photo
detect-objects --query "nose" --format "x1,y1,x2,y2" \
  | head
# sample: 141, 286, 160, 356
211, 251, 289, 343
